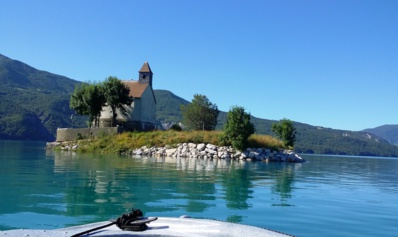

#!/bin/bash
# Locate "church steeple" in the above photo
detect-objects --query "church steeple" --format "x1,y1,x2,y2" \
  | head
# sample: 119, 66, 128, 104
138, 61, 153, 87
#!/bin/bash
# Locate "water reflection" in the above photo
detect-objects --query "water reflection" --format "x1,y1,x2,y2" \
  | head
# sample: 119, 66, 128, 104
299, 154, 398, 192
272, 165, 296, 201
2, 142, 398, 236
50, 151, 301, 221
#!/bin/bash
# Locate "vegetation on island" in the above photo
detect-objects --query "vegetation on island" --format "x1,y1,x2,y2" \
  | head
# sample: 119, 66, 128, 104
180, 94, 219, 131
155, 92, 398, 157
220, 106, 255, 151
272, 118, 296, 148
70, 77, 132, 127
73, 130, 284, 154
180, 96, 255, 151
75, 95, 260, 153
102, 77, 133, 126
70, 82, 104, 127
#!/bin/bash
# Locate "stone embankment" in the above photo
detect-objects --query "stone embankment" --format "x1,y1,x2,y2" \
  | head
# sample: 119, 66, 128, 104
132, 143, 304, 163
48, 142, 304, 163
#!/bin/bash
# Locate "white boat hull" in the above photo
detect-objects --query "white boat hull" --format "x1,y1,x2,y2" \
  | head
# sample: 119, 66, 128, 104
1, 217, 293, 237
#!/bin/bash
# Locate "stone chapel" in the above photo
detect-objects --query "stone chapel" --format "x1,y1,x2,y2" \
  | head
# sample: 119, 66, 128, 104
99, 62, 157, 131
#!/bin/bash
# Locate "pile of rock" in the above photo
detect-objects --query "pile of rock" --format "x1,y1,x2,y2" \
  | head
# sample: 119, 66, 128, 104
46, 142, 79, 151
132, 143, 304, 163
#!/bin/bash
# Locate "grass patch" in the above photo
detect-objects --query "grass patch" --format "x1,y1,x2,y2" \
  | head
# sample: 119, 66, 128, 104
76, 130, 284, 154
247, 134, 285, 151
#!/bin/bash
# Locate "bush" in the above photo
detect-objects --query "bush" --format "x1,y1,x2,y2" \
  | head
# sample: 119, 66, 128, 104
222, 106, 255, 151
271, 118, 296, 148
74, 130, 285, 154
169, 124, 182, 131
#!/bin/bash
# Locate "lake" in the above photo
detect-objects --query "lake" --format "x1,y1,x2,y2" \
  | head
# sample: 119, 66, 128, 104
0, 140, 397, 236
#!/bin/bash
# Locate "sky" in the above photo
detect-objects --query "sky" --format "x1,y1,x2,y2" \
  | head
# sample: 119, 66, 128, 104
1, 0, 397, 131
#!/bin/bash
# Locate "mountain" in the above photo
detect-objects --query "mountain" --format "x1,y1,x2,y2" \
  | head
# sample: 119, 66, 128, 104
155, 90, 189, 128
2, 54, 398, 157
363, 125, 398, 146
0, 54, 86, 141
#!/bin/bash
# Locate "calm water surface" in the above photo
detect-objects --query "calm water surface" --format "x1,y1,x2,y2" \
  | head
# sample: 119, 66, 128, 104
0, 140, 397, 236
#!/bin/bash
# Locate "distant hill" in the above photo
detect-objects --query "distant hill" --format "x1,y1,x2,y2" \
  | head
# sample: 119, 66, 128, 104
0, 54, 86, 141
363, 125, 398, 146
155, 90, 189, 128
1, 53, 398, 157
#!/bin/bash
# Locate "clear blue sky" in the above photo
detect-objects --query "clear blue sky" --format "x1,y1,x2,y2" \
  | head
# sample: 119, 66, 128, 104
1, 0, 397, 131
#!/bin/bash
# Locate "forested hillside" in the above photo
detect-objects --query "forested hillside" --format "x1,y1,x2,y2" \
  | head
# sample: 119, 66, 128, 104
0, 54, 86, 140
364, 125, 398, 146
155, 90, 189, 126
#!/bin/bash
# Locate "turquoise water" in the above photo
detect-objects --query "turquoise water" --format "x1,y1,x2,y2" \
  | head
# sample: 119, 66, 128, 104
0, 140, 397, 236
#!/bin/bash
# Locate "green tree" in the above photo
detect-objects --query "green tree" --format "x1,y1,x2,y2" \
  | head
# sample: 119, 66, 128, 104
102, 76, 133, 126
180, 94, 219, 130
70, 83, 104, 127
271, 118, 296, 148
222, 106, 255, 150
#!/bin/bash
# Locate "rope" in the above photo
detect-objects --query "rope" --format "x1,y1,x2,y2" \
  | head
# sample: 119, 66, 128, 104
70, 209, 157, 237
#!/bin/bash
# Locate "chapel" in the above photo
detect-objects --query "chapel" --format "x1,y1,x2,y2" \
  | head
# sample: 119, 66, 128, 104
99, 62, 157, 131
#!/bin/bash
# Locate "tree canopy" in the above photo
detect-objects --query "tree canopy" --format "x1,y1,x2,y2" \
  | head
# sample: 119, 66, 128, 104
70, 83, 104, 127
70, 77, 132, 127
271, 118, 296, 148
222, 106, 255, 151
102, 76, 133, 126
180, 94, 219, 130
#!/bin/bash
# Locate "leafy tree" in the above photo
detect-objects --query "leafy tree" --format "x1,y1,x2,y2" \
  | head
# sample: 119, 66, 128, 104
70, 83, 104, 127
181, 94, 219, 130
271, 118, 296, 148
222, 106, 255, 151
102, 76, 133, 126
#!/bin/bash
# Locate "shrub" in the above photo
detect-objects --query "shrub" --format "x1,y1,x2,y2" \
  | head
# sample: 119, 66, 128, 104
169, 124, 182, 131
271, 118, 296, 148
222, 106, 255, 151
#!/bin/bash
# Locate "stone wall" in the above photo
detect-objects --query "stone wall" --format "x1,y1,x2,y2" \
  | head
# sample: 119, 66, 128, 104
131, 143, 305, 163
48, 141, 304, 163
56, 127, 122, 142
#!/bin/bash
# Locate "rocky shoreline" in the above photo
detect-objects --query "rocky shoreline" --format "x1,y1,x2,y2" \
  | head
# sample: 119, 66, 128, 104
47, 142, 304, 163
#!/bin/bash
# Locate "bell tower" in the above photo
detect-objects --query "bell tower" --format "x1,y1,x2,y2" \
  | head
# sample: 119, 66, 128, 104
138, 61, 153, 87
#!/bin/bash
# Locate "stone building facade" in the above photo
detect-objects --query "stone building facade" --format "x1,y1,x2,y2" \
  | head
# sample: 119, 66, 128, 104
99, 62, 157, 131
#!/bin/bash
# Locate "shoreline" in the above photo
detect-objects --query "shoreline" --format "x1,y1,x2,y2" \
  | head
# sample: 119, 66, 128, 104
47, 141, 304, 163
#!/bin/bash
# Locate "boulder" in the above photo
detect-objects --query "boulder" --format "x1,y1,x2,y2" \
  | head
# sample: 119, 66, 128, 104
165, 148, 177, 156
205, 148, 217, 155
206, 144, 217, 150
197, 143, 206, 151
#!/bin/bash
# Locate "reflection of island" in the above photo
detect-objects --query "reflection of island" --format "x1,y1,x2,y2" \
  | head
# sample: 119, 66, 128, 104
272, 164, 298, 201
221, 166, 253, 210
51, 152, 300, 222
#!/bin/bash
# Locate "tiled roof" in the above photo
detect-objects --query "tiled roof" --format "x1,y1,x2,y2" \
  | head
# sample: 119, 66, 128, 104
121, 81, 148, 98
139, 61, 152, 73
